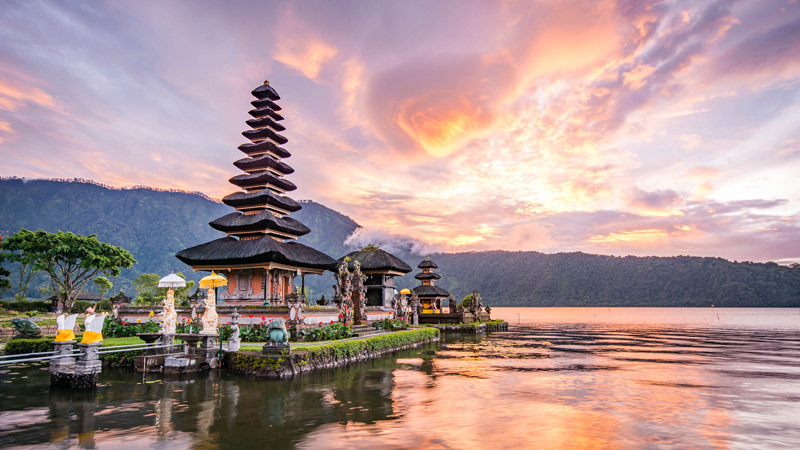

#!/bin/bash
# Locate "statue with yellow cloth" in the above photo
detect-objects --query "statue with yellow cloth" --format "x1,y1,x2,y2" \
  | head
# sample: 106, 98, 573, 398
55, 313, 78, 342
200, 289, 218, 335
81, 306, 108, 344
162, 289, 178, 335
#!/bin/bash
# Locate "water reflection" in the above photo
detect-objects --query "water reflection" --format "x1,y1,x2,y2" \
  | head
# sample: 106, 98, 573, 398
1, 308, 799, 449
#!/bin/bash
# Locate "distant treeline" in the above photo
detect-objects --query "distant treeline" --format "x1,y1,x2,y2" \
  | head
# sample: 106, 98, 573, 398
430, 251, 800, 307
2, 178, 798, 307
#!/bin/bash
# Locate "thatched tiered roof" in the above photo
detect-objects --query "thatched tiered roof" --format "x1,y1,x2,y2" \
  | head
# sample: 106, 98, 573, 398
176, 81, 335, 271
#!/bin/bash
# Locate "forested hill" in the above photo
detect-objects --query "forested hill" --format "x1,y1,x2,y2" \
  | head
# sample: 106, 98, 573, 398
1, 178, 798, 306
430, 251, 800, 307
0, 178, 358, 294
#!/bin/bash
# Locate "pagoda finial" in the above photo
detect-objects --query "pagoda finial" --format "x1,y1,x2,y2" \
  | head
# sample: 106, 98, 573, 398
425, 255, 430, 260
263, 80, 270, 85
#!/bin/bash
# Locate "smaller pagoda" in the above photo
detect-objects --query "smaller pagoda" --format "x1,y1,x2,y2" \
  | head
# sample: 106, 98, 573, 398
412, 256, 451, 313
337, 245, 412, 308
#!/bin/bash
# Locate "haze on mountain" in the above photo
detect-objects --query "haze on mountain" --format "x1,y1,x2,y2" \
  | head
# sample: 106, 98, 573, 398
1, 178, 798, 307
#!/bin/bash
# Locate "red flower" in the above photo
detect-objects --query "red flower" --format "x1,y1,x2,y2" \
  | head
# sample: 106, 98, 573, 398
261, 316, 266, 320
319, 322, 323, 325
330, 320, 334, 323
338, 314, 343, 318
249, 314, 253, 318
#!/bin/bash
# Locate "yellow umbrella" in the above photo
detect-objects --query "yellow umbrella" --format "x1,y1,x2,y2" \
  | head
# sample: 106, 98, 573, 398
199, 271, 228, 289
400, 288, 411, 295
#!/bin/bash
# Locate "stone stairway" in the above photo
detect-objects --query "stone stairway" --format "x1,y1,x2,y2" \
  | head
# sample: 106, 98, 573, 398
350, 324, 384, 338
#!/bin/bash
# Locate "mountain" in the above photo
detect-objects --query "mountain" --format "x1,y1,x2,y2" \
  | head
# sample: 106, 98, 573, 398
1, 178, 799, 306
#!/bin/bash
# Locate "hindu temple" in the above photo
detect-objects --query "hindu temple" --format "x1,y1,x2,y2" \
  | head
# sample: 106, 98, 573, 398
412, 257, 452, 313
176, 81, 336, 305
336, 246, 412, 308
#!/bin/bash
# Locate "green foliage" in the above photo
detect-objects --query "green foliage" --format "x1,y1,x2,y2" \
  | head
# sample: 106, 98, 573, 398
0, 264, 10, 298
300, 322, 356, 341
102, 318, 160, 337
97, 299, 113, 311
25, 310, 37, 317
0, 229, 136, 312
0, 299, 51, 312
133, 273, 160, 304
70, 300, 93, 314
93, 276, 112, 298
373, 317, 408, 331
293, 328, 440, 359
459, 293, 475, 309
4, 338, 53, 355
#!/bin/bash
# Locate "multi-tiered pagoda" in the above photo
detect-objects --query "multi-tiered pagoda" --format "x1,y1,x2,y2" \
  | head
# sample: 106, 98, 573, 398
412, 256, 452, 313
176, 81, 336, 305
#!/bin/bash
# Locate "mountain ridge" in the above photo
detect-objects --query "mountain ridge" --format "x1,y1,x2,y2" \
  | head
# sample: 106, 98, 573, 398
1, 178, 798, 307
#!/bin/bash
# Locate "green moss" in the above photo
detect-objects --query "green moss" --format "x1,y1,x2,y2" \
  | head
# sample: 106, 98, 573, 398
293, 328, 440, 360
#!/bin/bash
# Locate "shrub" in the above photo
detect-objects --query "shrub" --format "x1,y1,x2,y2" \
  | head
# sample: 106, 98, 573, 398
0, 300, 52, 313
294, 328, 440, 359
300, 322, 355, 341
5, 338, 53, 355
102, 318, 160, 337
373, 317, 408, 331
97, 299, 112, 312
71, 300, 93, 313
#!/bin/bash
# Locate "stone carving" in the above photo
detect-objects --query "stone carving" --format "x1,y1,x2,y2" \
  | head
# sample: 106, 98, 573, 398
334, 260, 354, 323
352, 261, 368, 324
11, 317, 42, 338
267, 319, 290, 344
448, 295, 457, 313
200, 288, 218, 335
162, 289, 178, 335
317, 294, 329, 306
262, 319, 290, 355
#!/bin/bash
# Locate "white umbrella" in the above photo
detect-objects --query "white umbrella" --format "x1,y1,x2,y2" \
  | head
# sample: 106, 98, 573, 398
158, 272, 186, 288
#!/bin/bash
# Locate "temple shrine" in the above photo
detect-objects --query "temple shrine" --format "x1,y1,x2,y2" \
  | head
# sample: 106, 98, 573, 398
176, 81, 336, 305
336, 246, 412, 308
412, 257, 452, 313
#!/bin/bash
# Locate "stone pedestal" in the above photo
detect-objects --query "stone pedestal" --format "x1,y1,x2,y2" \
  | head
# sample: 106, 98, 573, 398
199, 335, 219, 361
227, 338, 241, 352
73, 342, 102, 389
261, 342, 290, 356
50, 341, 77, 387
163, 355, 203, 375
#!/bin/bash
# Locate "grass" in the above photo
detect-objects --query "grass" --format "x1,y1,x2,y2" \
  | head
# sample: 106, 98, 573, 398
239, 328, 440, 356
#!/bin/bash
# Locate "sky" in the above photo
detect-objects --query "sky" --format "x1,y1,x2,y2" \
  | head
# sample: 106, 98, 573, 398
1, 0, 799, 264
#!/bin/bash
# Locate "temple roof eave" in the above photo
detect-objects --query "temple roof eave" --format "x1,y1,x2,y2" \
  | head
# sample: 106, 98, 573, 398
176, 236, 337, 272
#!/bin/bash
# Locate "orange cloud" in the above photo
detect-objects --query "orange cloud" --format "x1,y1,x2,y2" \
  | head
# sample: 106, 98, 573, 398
0, 75, 56, 111
274, 36, 337, 80
588, 229, 669, 244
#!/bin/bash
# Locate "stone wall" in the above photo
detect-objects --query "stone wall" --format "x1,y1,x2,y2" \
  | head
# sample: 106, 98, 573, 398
224, 328, 440, 379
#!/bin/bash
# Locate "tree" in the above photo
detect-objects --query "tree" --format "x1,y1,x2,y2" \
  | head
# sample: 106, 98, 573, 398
169, 272, 195, 306
0, 264, 10, 299
93, 276, 113, 298
0, 234, 39, 301
133, 273, 160, 306
0, 229, 136, 312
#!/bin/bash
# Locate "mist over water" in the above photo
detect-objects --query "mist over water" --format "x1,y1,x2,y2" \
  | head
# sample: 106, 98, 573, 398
1, 308, 799, 449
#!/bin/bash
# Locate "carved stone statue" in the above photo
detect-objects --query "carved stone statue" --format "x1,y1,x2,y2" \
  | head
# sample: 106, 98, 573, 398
262, 318, 291, 355
448, 295, 457, 313
267, 319, 290, 344
317, 295, 329, 306
162, 289, 178, 335
200, 288, 218, 335
11, 317, 42, 338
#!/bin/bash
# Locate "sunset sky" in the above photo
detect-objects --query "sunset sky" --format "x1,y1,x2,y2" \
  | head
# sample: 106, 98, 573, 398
1, 0, 799, 263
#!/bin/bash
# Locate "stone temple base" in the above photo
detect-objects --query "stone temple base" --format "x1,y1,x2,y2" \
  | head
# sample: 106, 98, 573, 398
261, 343, 290, 356
163, 356, 204, 375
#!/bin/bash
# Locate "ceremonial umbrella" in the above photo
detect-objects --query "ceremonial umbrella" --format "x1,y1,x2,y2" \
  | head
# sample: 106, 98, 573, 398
199, 271, 227, 305
158, 272, 186, 289
400, 289, 411, 295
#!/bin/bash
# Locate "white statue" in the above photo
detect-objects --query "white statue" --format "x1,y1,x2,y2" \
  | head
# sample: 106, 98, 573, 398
162, 289, 178, 335
81, 306, 108, 344
55, 313, 78, 342
200, 288, 218, 335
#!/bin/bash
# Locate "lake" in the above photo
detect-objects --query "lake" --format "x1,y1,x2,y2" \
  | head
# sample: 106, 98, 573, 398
1, 307, 799, 449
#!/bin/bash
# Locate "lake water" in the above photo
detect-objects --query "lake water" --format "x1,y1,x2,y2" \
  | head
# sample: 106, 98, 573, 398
1, 307, 799, 449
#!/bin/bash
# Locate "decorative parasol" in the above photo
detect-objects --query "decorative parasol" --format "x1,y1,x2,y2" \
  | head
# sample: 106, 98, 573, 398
158, 272, 187, 288
400, 288, 411, 295
199, 271, 227, 289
